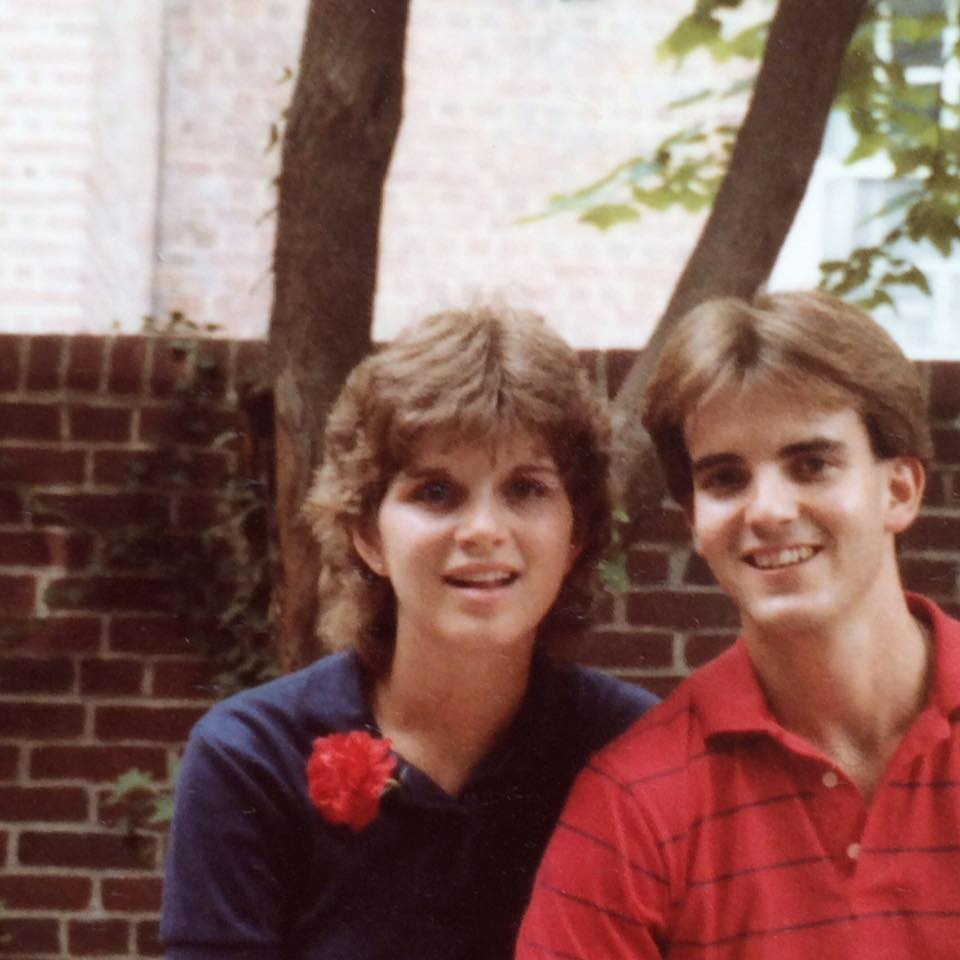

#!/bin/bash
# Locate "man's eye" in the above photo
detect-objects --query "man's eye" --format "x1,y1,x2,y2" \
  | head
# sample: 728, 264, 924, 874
793, 455, 830, 481
699, 468, 747, 495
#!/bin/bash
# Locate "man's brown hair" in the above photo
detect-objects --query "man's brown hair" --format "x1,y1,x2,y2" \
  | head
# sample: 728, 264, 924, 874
643, 291, 933, 509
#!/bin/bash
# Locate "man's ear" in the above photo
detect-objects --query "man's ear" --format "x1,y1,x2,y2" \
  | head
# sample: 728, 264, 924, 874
884, 456, 925, 535
352, 527, 387, 577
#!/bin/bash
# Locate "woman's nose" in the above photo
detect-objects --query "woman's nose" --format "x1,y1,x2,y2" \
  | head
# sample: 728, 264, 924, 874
455, 493, 506, 549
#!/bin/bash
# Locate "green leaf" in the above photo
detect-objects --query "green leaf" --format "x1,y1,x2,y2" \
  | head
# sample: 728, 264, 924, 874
658, 13, 722, 62
845, 132, 886, 164
579, 204, 641, 229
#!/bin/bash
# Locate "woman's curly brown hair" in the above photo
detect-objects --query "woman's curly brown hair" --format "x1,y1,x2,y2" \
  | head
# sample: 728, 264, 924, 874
302, 305, 613, 676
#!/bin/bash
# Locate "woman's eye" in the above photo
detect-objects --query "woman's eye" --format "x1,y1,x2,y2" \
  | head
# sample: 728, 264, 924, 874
411, 480, 456, 506
507, 477, 550, 501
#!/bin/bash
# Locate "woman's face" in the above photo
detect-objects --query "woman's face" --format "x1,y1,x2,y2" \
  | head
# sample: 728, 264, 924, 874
353, 429, 579, 660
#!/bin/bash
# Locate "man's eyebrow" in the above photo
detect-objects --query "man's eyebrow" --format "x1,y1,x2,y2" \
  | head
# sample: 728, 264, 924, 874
690, 452, 741, 475
780, 437, 847, 458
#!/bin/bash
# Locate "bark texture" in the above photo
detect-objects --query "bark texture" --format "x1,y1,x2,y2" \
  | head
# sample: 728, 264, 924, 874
270, 0, 411, 668
609, 0, 870, 524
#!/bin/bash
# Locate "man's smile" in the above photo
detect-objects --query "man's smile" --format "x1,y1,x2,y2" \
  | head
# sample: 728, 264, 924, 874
742, 545, 821, 570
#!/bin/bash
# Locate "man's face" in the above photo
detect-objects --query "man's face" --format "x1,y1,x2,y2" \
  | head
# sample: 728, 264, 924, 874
683, 386, 923, 640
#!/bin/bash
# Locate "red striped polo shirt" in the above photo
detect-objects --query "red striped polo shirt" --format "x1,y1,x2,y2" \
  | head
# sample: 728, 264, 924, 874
516, 594, 960, 959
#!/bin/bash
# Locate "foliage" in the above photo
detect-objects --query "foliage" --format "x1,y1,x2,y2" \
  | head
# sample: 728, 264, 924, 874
108, 762, 179, 838
527, 0, 960, 314
521, 1, 766, 230
31, 312, 280, 839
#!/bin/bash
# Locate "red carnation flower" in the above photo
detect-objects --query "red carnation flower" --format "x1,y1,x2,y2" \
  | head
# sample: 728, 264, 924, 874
307, 731, 397, 831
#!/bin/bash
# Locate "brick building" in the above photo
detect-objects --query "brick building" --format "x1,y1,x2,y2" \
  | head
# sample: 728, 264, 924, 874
1, 1, 959, 958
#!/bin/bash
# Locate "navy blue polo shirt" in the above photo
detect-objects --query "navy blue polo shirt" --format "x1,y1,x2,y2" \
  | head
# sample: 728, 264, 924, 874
161, 651, 656, 960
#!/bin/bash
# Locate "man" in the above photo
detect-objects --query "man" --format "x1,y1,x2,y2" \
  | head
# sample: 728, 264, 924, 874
516, 292, 960, 958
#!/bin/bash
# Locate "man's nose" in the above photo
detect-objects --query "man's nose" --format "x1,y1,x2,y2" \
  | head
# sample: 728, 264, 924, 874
744, 469, 799, 528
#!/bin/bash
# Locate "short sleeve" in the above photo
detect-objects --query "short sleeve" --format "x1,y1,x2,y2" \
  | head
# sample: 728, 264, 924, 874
515, 752, 669, 960
161, 715, 300, 959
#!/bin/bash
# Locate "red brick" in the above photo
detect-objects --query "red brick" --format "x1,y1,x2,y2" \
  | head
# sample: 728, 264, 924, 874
18, 830, 157, 870
66, 335, 105, 392
193, 340, 231, 401
108, 336, 147, 394
0, 917, 59, 954
235, 340, 267, 390
68, 404, 132, 442
626, 589, 740, 631
148, 339, 191, 397
928, 362, 960, 419
683, 551, 718, 586
0, 335, 22, 391
80, 658, 144, 696
0, 874, 92, 910
625, 548, 670, 585
685, 631, 738, 668
923, 469, 948, 507
109, 617, 200, 655
0, 745, 17, 779
101, 875, 163, 912
0, 530, 92, 568
95, 705, 205, 742
0, 489, 24, 523
625, 505, 689, 545
45, 576, 181, 613
68, 919, 130, 955
933, 427, 960, 464
577, 629, 674, 669
630, 674, 685, 699
139, 404, 240, 446
92, 448, 230, 489
26, 334, 64, 391
0, 656, 74, 693
0, 830, 6, 862
0, 401, 59, 440
137, 919, 163, 956
901, 514, 960, 552
32, 492, 168, 528
0, 446, 85, 485
0, 785, 88, 821
31, 745, 168, 782
0, 574, 36, 616
152, 657, 219, 698
0, 616, 101, 652
0, 701, 84, 738
174, 494, 221, 528
900, 556, 958, 596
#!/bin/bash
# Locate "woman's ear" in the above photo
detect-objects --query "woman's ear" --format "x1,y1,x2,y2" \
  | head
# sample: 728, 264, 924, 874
352, 527, 387, 577
884, 456, 925, 535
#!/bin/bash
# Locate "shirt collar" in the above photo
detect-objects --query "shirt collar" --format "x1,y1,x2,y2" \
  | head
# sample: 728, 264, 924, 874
694, 592, 960, 740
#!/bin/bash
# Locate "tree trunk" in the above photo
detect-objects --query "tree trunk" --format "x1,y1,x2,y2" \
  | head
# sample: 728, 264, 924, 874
609, 0, 869, 522
269, 0, 411, 669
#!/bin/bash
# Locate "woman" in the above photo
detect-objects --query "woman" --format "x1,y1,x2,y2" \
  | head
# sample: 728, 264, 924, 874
161, 305, 657, 960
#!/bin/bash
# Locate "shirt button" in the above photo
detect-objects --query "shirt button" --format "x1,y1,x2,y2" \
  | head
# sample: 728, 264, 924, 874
846, 842, 861, 861
822, 771, 839, 788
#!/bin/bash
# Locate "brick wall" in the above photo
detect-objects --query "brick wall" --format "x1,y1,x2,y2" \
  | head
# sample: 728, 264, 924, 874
2, 334, 959, 955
